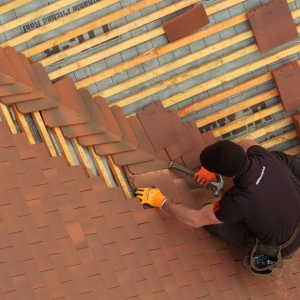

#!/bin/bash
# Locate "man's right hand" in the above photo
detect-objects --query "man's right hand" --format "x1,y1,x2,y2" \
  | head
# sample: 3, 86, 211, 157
194, 166, 217, 186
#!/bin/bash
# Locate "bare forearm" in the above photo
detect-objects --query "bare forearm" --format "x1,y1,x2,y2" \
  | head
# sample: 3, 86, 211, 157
162, 199, 221, 227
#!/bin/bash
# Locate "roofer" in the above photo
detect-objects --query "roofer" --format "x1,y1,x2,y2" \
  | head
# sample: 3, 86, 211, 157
135, 139, 300, 275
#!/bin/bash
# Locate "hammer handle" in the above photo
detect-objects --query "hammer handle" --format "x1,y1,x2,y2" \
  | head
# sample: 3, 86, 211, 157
169, 161, 195, 177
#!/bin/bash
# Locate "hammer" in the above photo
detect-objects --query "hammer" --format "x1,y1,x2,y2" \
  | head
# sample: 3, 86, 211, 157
168, 161, 224, 196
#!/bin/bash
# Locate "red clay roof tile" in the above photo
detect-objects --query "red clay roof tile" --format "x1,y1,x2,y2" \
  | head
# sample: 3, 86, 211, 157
41, 269, 65, 299
247, 0, 298, 54
78, 96, 122, 146
104, 242, 127, 271
25, 199, 49, 228
16, 62, 60, 114
131, 237, 153, 267
34, 184, 59, 213
85, 233, 108, 262
42, 168, 67, 196
29, 242, 54, 272
94, 105, 138, 155
46, 210, 69, 240
123, 252, 146, 282
9, 232, 33, 262
56, 237, 81, 267
0, 47, 33, 98
42, 77, 90, 127
134, 280, 156, 300
49, 253, 72, 283
186, 269, 210, 298
73, 206, 97, 235
61, 88, 107, 138
92, 216, 115, 245
136, 100, 180, 152
111, 115, 155, 166
2, 53, 44, 103
272, 62, 300, 112
7, 188, 30, 217
0, 47, 16, 85
77, 247, 100, 277
97, 259, 120, 289
161, 274, 185, 300
68, 263, 92, 295
1, 204, 22, 234
149, 248, 173, 277
37, 226, 60, 256
119, 211, 143, 240
112, 226, 134, 256
165, 110, 195, 160
65, 220, 88, 250
21, 259, 44, 289
115, 269, 139, 299
163, 3, 209, 43
181, 120, 207, 170
156, 233, 179, 261
12, 274, 36, 300
142, 264, 164, 293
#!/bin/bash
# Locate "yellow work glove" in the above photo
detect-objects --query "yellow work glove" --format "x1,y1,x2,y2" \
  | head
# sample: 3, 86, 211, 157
135, 187, 167, 209
194, 166, 217, 186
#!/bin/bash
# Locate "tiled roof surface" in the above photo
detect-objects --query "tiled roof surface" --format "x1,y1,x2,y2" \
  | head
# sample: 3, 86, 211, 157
1, 0, 300, 299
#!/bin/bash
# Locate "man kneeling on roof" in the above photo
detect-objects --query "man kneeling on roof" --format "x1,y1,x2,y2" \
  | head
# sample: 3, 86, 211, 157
135, 139, 300, 276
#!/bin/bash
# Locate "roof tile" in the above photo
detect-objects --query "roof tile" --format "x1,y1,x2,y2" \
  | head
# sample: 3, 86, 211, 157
0, 47, 16, 85
94, 105, 138, 155
56, 194, 77, 223
7, 188, 30, 217
156, 233, 179, 261
0, 220, 12, 249
111, 226, 134, 255
78, 96, 122, 146
32, 287, 51, 300
43, 168, 67, 196
61, 88, 107, 138
217, 248, 239, 276
56, 237, 81, 267
247, 284, 267, 300
81, 189, 104, 219
200, 237, 222, 265
1, 204, 22, 234
131, 237, 153, 267
136, 100, 180, 152
123, 252, 146, 283
15, 173, 37, 201
175, 243, 198, 272
0, 161, 19, 189
68, 264, 92, 295
149, 248, 173, 277
65, 220, 88, 250
0, 47, 33, 98
37, 227, 60, 256
229, 273, 252, 299
1, 247, 25, 277
9, 232, 33, 261
186, 269, 209, 298
92, 216, 115, 245
12, 274, 36, 300
23, 158, 47, 186
73, 206, 97, 235
41, 269, 65, 299
139, 222, 161, 251
41, 77, 90, 127
142, 264, 164, 293
0, 122, 15, 148
21, 259, 44, 289
104, 242, 127, 271
134, 280, 156, 300
211, 263, 233, 292
145, 208, 167, 235
0, 262, 16, 294
62, 181, 85, 209
34, 184, 58, 213
111, 116, 155, 166
195, 254, 215, 282
164, 218, 186, 246
3, 146, 26, 175
49, 253, 72, 283
97, 259, 120, 289
119, 211, 142, 240
179, 285, 198, 300
85, 233, 108, 262
165, 110, 195, 160
161, 274, 185, 300
29, 242, 54, 272
87, 274, 111, 299
77, 247, 100, 277
15, 62, 60, 114
168, 259, 190, 287
11, 132, 36, 160
32, 143, 55, 170
46, 211, 69, 240
70, 165, 93, 192
115, 269, 139, 299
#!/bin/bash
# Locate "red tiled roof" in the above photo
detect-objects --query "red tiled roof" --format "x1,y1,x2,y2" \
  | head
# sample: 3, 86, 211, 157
0, 45, 300, 299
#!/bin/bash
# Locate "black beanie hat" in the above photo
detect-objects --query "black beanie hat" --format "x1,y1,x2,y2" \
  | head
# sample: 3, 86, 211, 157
200, 140, 249, 177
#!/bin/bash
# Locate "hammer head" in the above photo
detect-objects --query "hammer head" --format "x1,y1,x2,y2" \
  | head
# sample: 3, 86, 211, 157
210, 175, 224, 196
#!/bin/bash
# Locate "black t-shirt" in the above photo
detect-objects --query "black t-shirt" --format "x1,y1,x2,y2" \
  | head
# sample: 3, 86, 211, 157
214, 145, 300, 253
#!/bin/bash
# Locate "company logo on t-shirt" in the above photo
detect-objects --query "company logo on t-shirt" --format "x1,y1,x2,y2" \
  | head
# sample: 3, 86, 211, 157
256, 166, 265, 185
213, 201, 220, 212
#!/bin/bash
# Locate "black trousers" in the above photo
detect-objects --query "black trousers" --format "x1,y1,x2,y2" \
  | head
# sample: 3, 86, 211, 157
205, 151, 300, 258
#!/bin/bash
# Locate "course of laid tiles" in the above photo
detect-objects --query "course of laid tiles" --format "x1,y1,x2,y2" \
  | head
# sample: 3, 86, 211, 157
1, 0, 300, 299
